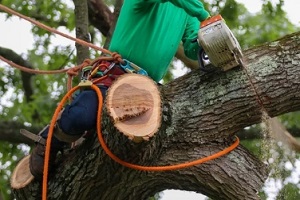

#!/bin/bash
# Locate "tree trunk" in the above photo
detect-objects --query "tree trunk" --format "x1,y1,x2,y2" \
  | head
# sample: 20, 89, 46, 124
73, 0, 90, 64
12, 31, 300, 199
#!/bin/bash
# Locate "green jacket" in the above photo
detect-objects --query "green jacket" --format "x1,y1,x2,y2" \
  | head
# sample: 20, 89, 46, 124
109, 0, 210, 82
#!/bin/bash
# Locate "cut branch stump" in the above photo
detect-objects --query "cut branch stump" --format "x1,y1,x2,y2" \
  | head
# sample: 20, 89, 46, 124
106, 74, 162, 142
11, 155, 34, 189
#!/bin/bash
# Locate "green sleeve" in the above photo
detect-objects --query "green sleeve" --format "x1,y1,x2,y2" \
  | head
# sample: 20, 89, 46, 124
137, 0, 210, 21
182, 15, 200, 60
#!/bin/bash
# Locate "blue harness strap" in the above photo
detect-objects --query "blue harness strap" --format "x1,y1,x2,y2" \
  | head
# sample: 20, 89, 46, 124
119, 59, 148, 76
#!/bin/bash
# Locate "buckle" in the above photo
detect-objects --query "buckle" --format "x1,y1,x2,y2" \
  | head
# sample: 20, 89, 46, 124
78, 80, 93, 87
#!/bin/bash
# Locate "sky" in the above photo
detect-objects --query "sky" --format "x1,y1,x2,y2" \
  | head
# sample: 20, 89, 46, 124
237, 0, 299, 23
0, 1, 300, 200
0, 0, 299, 56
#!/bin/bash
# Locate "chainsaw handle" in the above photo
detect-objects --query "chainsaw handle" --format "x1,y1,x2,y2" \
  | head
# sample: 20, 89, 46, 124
197, 48, 215, 73
200, 14, 223, 28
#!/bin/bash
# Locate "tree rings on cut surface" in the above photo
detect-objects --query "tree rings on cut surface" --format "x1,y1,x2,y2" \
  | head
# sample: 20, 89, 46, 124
11, 155, 34, 189
106, 74, 161, 142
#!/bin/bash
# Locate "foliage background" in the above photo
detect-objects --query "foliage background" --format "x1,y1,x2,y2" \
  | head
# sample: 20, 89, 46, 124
0, 0, 299, 199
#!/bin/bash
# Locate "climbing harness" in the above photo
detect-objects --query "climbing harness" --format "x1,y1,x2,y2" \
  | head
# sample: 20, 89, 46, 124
0, 4, 240, 200
78, 57, 148, 88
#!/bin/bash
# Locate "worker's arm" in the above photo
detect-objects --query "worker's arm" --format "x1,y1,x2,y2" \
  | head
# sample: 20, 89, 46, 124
182, 15, 201, 60
137, 0, 210, 21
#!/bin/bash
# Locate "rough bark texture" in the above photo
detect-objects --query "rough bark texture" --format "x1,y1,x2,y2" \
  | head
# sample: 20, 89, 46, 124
11, 32, 300, 199
2, 119, 300, 145
103, 0, 123, 49
73, 0, 90, 64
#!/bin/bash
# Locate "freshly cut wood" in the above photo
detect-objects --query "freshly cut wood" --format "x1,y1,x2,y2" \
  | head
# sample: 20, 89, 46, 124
11, 155, 34, 189
106, 74, 161, 142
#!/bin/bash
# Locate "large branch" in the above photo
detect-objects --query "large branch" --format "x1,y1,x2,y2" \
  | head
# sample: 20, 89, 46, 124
175, 43, 199, 70
87, 0, 114, 37
12, 32, 300, 199
162, 32, 300, 142
0, 47, 34, 102
0, 121, 40, 146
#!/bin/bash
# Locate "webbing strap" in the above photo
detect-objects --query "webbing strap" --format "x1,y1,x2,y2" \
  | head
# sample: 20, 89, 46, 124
20, 129, 46, 145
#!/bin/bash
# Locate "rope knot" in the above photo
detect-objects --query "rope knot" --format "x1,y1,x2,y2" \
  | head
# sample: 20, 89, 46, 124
66, 58, 93, 92
111, 52, 125, 64
66, 58, 92, 77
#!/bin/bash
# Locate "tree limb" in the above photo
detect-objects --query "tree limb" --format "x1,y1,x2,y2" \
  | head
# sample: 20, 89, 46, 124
12, 31, 300, 200
87, 0, 114, 37
0, 121, 41, 145
175, 43, 199, 70
0, 47, 34, 102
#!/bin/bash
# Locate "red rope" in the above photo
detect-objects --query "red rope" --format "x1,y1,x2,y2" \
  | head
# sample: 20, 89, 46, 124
0, 4, 112, 55
0, 56, 68, 75
0, 4, 126, 90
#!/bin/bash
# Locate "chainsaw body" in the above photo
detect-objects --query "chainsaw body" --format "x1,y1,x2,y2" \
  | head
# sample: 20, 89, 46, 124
198, 15, 243, 71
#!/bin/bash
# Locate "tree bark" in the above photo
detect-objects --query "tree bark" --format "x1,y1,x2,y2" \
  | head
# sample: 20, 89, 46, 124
103, 0, 123, 49
11, 31, 300, 199
73, 0, 90, 64
87, 0, 114, 37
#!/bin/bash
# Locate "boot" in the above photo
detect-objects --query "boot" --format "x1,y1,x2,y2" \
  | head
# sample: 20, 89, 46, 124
29, 142, 61, 181
26, 124, 82, 180
22, 125, 66, 181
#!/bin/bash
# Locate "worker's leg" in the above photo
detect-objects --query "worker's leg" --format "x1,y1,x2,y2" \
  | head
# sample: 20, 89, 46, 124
30, 85, 108, 180
41, 85, 107, 138
58, 88, 104, 136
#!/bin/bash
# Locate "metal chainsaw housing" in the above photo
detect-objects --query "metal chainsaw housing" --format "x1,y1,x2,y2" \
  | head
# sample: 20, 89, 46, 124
198, 15, 243, 71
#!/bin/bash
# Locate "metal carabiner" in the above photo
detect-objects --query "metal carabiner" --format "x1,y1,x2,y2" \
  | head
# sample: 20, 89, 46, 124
120, 59, 148, 76
102, 62, 116, 75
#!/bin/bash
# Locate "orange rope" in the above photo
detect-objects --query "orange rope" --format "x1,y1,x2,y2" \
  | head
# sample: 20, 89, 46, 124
40, 75, 238, 195
1, 3, 239, 196
92, 84, 240, 171
43, 83, 239, 199
43, 85, 80, 200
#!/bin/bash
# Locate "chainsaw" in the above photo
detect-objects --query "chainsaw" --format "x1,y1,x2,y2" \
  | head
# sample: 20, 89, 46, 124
197, 15, 244, 72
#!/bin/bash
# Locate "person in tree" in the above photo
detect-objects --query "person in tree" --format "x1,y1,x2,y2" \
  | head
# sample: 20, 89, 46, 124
29, 0, 210, 180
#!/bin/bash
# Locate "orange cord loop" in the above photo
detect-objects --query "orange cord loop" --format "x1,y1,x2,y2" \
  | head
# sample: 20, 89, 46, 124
43, 83, 240, 200
0, 4, 239, 198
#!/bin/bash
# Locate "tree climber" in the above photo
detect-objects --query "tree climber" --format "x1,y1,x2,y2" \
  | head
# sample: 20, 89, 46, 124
28, 0, 210, 180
